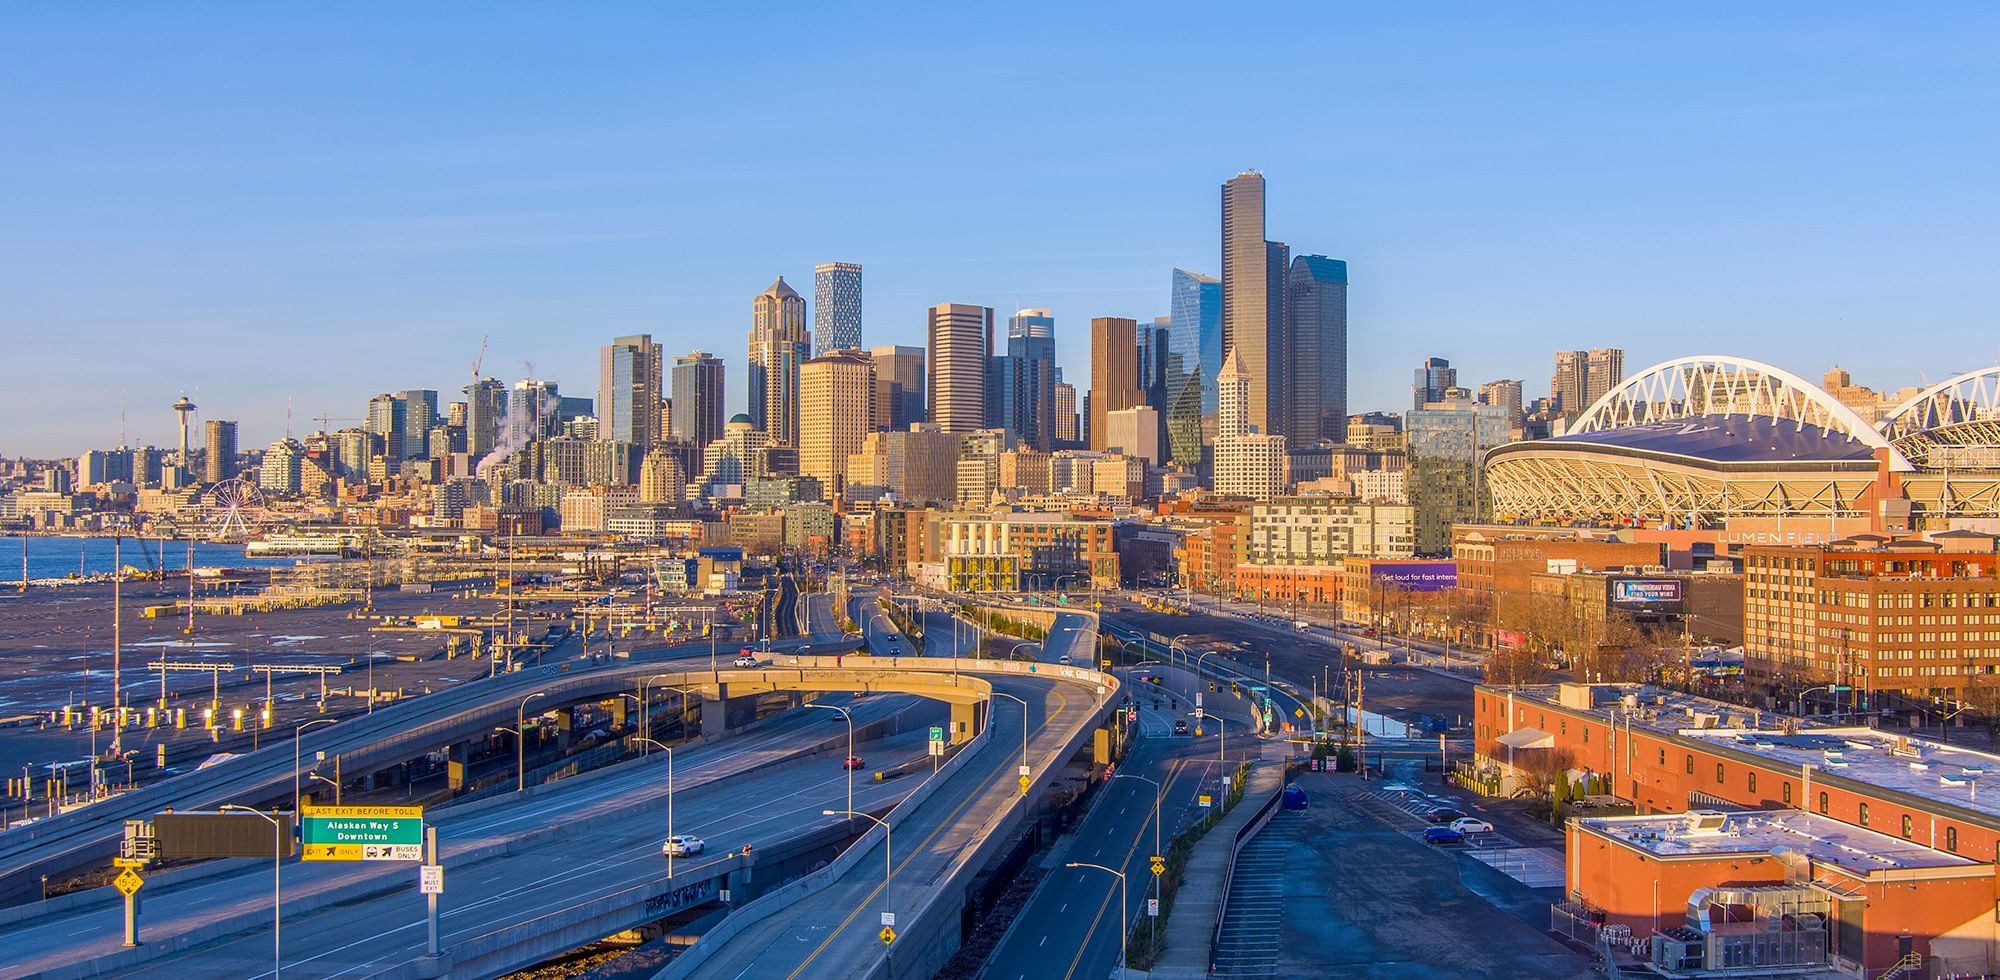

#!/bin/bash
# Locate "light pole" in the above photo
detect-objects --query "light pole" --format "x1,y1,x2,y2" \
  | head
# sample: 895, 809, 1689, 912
633, 737, 676, 877
514, 692, 546, 793
219, 804, 283, 978
1008, 640, 1038, 662
1110, 772, 1162, 957
1168, 634, 1192, 675
1067, 861, 1129, 978
306, 773, 341, 806
806, 703, 856, 820
991, 692, 1032, 792
292, 718, 337, 812
1797, 684, 1836, 720
826, 808, 892, 941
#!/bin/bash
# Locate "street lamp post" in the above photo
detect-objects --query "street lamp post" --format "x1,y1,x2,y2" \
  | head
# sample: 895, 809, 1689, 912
1797, 684, 1836, 720
1109, 773, 1162, 957
515, 692, 546, 793
219, 804, 283, 978
1066, 861, 1129, 978
306, 773, 341, 806
633, 737, 676, 876
806, 703, 856, 820
826, 809, 893, 947
1168, 634, 1192, 676
292, 718, 337, 812
1008, 640, 1038, 662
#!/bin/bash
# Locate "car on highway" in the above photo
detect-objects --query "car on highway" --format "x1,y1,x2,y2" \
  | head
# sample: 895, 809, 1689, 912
1173, 719, 1190, 736
1449, 818, 1494, 836
842, 756, 866, 770
662, 834, 705, 857
733, 654, 761, 668
1422, 826, 1464, 846
1057, 654, 1071, 665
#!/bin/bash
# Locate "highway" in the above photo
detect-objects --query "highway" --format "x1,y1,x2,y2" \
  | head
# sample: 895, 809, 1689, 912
41, 700, 927, 979
673, 600, 1112, 979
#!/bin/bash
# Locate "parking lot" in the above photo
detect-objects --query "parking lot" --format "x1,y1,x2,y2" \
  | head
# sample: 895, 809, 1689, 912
1212, 768, 1585, 978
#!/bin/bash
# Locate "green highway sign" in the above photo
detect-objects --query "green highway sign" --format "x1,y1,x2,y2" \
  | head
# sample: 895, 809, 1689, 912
301, 804, 424, 861
929, 726, 945, 742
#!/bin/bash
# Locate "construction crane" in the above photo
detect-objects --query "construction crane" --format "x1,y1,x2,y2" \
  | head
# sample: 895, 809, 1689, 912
472, 334, 489, 381
312, 415, 362, 433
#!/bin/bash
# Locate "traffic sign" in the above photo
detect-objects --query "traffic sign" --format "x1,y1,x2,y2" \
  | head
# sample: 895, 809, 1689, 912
1018, 775, 1031, 794
114, 868, 143, 897
419, 865, 444, 895
928, 726, 944, 742
1150, 855, 1166, 876
929, 739, 945, 757
301, 804, 425, 862
1197, 793, 1213, 809
1018, 765, 1031, 777
880, 911, 896, 927
1148, 898, 1160, 917
880, 926, 896, 945
112, 857, 148, 869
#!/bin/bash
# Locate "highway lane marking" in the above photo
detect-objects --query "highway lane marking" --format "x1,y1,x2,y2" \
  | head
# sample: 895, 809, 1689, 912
782, 680, 1074, 979
243, 759, 928, 980
1061, 757, 1191, 980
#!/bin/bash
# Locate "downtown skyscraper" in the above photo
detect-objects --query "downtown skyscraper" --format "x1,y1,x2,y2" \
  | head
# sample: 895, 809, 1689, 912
598, 334, 663, 447
671, 349, 725, 465
1221, 171, 1288, 440
994, 309, 1057, 450
748, 277, 811, 447
813, 262, 862, 355
1284, 255, 1348, 446
1089, 316, 1142, 451
927, 303, 992, 433
1167, 268, 1221, 465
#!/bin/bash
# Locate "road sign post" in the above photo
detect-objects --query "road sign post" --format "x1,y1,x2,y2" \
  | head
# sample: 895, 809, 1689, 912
423, 826, 441, 958
300, 804, 425, 862
115, 867, 143, 947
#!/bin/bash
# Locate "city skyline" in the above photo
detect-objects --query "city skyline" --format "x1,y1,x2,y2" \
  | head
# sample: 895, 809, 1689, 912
4, 7, 1995, 456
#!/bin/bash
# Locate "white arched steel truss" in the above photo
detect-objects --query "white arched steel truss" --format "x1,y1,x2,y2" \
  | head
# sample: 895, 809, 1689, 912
1878, 365, 2000, 453
1484, 447, 1879, 528
1568, 355, 1909, 471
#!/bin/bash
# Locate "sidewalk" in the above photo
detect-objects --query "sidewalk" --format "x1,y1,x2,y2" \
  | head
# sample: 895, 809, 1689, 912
1146, 763, 1285, 978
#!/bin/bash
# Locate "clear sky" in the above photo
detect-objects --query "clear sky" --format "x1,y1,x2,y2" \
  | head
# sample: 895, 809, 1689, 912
3, 4, 1997, 456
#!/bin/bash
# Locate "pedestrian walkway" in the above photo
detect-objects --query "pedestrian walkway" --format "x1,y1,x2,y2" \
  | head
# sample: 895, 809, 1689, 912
1211, 808, 1306, 977
1148, 764, 1284, 978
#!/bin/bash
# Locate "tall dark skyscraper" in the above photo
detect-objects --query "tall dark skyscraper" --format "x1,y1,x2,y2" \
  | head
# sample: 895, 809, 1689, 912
203, 419, 238, 483
1139, 317, 1174, 460
1284, 255, 1348, 446
813, 262, 862, 355
599, 334, 663, 447
996, 309, 1057, 450
1413, 356, 1457, 409
671, 349, 725, 463
465, 378, 508, 460
1089, 316, 1141, 451
1168, 268, 1221, 466
1221, 171, 1287, 440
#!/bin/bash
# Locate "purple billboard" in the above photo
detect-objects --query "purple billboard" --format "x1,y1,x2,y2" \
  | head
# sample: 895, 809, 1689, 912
1366, 561, 1458, 592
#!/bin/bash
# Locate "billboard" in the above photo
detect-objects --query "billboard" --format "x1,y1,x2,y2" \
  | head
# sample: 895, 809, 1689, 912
1609, 578, 1683, 607
1366, 562, 1457, 592
154, 812, 296, 859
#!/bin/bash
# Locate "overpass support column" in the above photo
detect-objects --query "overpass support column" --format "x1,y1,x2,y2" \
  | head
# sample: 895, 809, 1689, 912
555, 707, 578, 750
608, 697, 629, 731
949, 700, 984, 745
446, 740, 473, 791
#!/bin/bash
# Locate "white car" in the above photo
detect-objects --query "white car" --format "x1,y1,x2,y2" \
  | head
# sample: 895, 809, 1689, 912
733, 655, 761, 668
1449, 818, 1494, 836
663, 834, 706, 857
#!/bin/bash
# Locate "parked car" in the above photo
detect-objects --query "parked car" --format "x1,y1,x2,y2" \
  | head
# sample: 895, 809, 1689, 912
1422, 826, 1464, 846
842, 756, 866, 770
1449, 818, 1494, 835
1425, 807, 1465, 824
733, 654, 761, 668
662, 834, 705, 857
1282, 785, 1309, 810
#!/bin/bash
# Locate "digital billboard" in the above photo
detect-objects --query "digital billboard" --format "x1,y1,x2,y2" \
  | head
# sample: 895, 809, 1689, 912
1367, 562, 1457, 592
1609, 578, 1683, 607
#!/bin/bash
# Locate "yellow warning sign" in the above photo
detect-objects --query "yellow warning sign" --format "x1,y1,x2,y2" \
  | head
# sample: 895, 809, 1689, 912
1150, 855, 1166, 876
114, 868, 143, 897
880, 926, 896, 945
1018, 775, 1031, 795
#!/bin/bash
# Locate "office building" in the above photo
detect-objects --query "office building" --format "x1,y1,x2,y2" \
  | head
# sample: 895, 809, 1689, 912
870, 345, 927, 432
1407, 395, 1513, 554
1221, 171, 1287, 438
1584, 347, 1625, 406
1104, 406, 1161, 465
1284, 255, 1348, 447
1168, 268, 1221, 465
204, 419, 238, 483
670, 350, 726, 467
1412, 357, 1456, 411
465, 378, 507, 460
813, 262, 862, 356
799, 349, 875, 497
845, 425, 961, 505
1089, 316, 1142, 451
1213, 348, 1286, 496
599, 334, 664, 448
261, 438, 303, 496
927, 303, 991, 433
1476, 379, 1525, 424
997, 309, 1058, 451
1553, 347, 1626, 417
748, 277, 811, 446
1052, 381, 1079, 445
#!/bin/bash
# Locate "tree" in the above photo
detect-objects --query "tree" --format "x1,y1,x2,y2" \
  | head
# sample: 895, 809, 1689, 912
1963, 677, 2000, 748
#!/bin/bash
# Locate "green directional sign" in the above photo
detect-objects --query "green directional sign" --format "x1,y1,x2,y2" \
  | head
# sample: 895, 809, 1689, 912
300, 804, 424, 861
929, 725, 945, 742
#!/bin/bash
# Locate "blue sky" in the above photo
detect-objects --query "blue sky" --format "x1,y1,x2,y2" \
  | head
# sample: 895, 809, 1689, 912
3, 4, 1998, 456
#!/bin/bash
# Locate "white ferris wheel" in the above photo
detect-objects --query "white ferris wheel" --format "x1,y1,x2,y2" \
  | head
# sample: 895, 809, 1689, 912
200, 478, 266, 541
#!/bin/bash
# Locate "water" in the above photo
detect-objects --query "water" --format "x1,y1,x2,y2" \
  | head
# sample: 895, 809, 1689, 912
1, 535, 296, 584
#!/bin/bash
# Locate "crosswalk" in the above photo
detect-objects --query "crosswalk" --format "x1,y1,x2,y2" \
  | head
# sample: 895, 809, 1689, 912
1212, 809, 1305, 977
